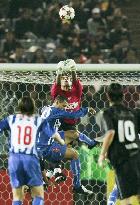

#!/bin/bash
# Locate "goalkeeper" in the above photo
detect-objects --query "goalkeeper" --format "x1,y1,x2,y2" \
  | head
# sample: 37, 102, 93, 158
51, 59, 97, 148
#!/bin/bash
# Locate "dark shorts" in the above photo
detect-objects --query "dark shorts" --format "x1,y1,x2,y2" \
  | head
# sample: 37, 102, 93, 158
59, 121, 77, 131
8, 153, 43, 188
115, 153, 140, 199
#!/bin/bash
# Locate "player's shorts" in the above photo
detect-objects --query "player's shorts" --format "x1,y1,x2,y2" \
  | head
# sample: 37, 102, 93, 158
115, 152, 140, 199
8, 153, 43, 188
42, 142, 67, 162
59, 121, 77, 131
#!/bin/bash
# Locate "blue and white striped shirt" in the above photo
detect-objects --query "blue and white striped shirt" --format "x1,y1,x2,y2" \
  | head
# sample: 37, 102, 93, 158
0, 114, 42, 156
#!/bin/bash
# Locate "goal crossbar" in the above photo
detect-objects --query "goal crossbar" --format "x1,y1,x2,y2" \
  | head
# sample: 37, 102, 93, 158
0, 63, 140, 72
0, 63, 139, 85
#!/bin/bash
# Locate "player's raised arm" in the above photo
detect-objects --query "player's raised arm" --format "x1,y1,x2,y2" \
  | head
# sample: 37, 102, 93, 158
65, 59, 84, 99
51, 61, 65, 100
56, 61, 65, 85
52, 107, 89, 119
65, 59, 77, 82
42, 95, 96, 121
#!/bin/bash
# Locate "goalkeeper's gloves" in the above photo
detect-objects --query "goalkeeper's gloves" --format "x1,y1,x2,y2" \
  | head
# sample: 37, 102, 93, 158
65, 59, 77, 72
56, 61, 65, 75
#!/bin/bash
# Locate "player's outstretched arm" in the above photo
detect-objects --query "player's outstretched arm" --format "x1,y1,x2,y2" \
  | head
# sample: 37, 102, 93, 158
56, 61, 65, 85
64, 59, 83, 96
49, 107, 96, 120
65, 59, 77, 82
51, 61, 66, 99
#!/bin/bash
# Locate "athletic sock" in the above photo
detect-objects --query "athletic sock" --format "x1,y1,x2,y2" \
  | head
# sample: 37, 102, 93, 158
32, 196, 44, 205
79, 133, 96, 146
70, 158, 81, 188
108, 185, 118, 205
46, 169, 54, 179
12, 201, 22, 205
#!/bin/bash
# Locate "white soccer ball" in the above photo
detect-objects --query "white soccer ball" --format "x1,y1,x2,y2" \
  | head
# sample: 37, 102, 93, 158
59, 5, 75, 22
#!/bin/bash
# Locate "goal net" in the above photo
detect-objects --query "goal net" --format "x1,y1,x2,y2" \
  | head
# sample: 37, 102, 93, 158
0, 63, 140, 205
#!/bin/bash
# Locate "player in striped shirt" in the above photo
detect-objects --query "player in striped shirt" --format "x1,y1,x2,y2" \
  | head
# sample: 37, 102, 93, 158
0, 96, 44, 205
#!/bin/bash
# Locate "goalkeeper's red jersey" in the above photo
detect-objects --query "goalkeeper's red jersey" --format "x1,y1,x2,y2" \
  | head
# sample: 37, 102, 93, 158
51, 80, 83, 125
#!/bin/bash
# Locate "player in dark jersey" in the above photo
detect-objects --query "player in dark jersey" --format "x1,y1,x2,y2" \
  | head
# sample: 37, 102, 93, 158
0, 96, 44, 205
97, 83, 140, 205
37, 95, 95, 195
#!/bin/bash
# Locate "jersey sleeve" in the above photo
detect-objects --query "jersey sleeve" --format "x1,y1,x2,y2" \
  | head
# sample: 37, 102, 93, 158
96, 110, 114, 134
73, 80, 83, 97
47, 107, 88, 121
51, 82, 61, 100
0, 117, 10, 133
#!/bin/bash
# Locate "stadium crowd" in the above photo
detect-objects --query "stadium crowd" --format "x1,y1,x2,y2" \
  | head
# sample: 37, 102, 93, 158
0, 0, 139, 64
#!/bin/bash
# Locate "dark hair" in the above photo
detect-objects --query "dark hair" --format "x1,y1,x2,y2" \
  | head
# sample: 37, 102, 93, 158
55, 95, 68, 103
18, 96, 35, 115
107, 83, 123, 103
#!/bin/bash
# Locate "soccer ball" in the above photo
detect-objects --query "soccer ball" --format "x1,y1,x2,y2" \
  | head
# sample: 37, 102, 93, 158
59, 5, 75, 22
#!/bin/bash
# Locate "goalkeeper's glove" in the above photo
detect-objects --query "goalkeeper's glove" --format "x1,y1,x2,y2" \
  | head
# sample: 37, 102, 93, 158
56, 61, 65, 75
65, 59, 77, 72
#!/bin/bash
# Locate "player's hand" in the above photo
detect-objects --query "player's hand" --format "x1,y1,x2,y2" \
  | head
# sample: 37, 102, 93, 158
56, 61, 65, 75
65, 59, 77, 71
88, 107, 96, 115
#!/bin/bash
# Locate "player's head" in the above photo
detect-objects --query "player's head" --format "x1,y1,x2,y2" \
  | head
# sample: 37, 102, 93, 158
57, 59, 76, 91
18, 96, 35, 115
54, 95, 68, 109
107, 83, 123, 103
61, 74, 72, 91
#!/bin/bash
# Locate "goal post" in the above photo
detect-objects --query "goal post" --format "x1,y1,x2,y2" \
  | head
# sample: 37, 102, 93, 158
0, 63, 139, 205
